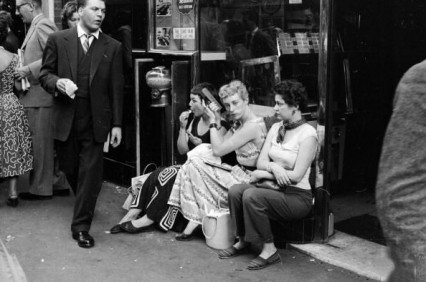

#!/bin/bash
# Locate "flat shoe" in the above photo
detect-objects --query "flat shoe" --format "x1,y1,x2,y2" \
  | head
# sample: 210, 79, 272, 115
218, 245, 250, 259
6, 197, 19, 207
110, 224, 123, 234
120, 221, 151, 234
175, 233, 193, 241
247, 251, 281, 270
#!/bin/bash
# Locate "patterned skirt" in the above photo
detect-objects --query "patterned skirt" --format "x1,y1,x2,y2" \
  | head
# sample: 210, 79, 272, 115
130, 165, 186, 232
168, 156, 251, 224
0, 93, 33, 177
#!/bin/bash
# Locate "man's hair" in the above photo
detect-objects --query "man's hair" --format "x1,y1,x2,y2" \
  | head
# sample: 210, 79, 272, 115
76, 0, 105, 9
31, 0, 42, 8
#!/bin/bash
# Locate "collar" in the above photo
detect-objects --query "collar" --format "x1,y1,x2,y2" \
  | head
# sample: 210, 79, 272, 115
30, 13, 43, 26
77, 23, 100, 39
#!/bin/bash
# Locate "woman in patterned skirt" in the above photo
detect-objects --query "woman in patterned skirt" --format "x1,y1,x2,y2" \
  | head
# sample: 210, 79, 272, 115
0, 17, 33, 207
110, 83, 233, 233
168, 80, 268, 241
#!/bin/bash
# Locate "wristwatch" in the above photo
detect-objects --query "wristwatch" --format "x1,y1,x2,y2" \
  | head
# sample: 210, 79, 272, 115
209, 123, 218, 129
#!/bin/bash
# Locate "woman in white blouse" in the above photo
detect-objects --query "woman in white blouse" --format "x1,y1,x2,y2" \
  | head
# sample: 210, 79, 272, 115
218, 80, 318, 270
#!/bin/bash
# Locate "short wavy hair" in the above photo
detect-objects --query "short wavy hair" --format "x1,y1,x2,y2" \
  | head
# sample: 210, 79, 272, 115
273, 80, 308, 112
61, 1, 78, 29
218, 80, 249, 102
0, 12, 9, 44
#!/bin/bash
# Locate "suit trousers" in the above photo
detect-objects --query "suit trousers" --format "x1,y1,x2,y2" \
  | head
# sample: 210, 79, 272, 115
228, 184, 312, 243
56, 97, 104, 233
25, 107, 54, 196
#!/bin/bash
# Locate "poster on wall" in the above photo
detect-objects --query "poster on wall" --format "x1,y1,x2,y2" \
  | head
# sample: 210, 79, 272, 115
156, 27, 171, 47
177, 0, 194, 14
157, 0, 172, 16
153, 0, 196, 51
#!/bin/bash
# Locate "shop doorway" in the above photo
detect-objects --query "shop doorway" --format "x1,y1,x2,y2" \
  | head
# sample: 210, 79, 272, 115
329, 0, 426, 244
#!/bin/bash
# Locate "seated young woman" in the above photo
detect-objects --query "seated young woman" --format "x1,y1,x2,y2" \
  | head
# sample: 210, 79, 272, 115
217, 80, 318, 270
167, 80, 268, 241
110, 82, 229, 234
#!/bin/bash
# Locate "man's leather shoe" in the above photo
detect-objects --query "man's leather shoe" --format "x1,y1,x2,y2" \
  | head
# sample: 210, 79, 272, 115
72, 231, 95, 248
53, 189, 70, 196
19, 192, 52, 200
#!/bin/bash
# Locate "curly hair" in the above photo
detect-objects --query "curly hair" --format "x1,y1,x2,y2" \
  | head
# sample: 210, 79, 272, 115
61, 1, 78, 29
0, 12, 9, 45
273, 80, 308, 112
218, 80, 249, 102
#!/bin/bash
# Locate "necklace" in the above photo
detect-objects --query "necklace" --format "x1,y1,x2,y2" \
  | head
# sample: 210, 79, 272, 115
276, 118, 306, 143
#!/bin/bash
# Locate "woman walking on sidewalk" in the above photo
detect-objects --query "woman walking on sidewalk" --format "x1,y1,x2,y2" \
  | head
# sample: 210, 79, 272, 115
0, 16, 33, 207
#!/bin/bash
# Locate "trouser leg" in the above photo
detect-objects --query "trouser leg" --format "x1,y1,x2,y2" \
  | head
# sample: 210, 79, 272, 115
26, 107, 54, 196
228, 183, 253, 237
243, 188, 312, 243
70, 97, 104, 233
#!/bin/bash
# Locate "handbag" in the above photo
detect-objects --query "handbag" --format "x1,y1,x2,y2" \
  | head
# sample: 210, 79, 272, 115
202, 205, 236, 250
122, 163, 157, 210
255, 179, 281, 190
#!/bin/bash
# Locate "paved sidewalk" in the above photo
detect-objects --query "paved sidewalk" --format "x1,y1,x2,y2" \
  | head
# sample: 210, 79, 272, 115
291, 231, 394, 281
0, 180, 373, 282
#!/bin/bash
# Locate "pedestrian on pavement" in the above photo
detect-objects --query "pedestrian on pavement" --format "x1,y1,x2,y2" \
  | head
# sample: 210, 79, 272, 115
376, 60, 426, 281
218, 80, 318, 270
0, 13, 33, 208
61, 0, 78, 30
14, 0, 63, 201
39, 0, 124, 248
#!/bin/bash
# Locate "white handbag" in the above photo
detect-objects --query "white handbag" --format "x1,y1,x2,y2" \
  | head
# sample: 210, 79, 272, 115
202, 207, 236, 250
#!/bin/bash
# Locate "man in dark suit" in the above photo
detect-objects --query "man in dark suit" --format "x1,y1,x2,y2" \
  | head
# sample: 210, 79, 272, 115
39, 0, 123, 248
242, 10, 277, 59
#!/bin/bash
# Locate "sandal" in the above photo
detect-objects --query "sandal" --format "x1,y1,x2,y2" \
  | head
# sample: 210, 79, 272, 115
247, 251, 281, 270
218, 245, 250, 259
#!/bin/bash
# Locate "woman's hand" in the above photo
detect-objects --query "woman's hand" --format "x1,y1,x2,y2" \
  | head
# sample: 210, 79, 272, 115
270, 163, 291, 187
179, 110, 191, 129
204, 100, 221, 124
249, 170, 264, 183
188, 132, 202, 146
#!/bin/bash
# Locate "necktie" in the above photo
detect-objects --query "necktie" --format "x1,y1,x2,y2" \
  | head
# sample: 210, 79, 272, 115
82, 34, 92, 54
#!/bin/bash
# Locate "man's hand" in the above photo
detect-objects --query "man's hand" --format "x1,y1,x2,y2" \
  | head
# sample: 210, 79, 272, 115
56, 78, 77, 99
110, 127, 122, 148
14, 66, 31, 80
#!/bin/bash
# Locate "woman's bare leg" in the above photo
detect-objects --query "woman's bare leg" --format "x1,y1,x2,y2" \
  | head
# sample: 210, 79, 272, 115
131, 215, 154, 228
9, 177, 18, 198
181, 221, 199, 235
119, 208, 142, 224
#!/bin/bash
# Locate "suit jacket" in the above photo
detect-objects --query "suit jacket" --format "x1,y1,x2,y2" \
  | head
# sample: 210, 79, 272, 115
39, 27, 124, 143
20, 14, 58, 107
